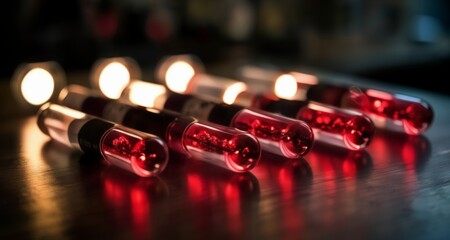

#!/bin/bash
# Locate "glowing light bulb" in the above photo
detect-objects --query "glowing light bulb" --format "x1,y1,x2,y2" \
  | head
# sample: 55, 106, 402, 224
165, 61, 196, 93
12, 61, 66, 109
21, 68, 55, 105
98, 62, 131, 99
274, 74, 297, 100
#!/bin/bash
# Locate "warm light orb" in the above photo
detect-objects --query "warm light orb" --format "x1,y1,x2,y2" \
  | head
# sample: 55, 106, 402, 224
21, 68, 55, 105
223, 82, 247, 105
128, 81, 167, 108
98, 62, 131, 99
274, 74, 298, 99
165, 61, 195, 93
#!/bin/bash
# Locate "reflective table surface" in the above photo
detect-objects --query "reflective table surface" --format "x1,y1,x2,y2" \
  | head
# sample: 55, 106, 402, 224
1, 68, 450, 239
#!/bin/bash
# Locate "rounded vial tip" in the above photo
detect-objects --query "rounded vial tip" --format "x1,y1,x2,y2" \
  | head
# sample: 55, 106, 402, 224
343, 115, 375, 150
280, 121, 314, 158
225, 133, 261, 173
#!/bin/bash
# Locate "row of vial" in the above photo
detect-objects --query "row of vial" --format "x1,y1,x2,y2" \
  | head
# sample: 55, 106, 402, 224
11, 55, 434, 178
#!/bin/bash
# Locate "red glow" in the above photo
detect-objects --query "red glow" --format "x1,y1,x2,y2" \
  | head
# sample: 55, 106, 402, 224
130, 186, 150, 237
308, 146, 372, 180
224, 181, 242, 234
347, 90, 433, 135
184, 122, 260, 172
184, 162, 259, 238
401, 143, 416, 169
187, 174, 207, 201
102, 168, 168, 240
103, 179, 126, 207
232, 109, 313, 158
369, 131, 431, 170
297, 103, 374, 150
252, 157, 310, 236
101, 127, 168, 177
342, 157, 357, 177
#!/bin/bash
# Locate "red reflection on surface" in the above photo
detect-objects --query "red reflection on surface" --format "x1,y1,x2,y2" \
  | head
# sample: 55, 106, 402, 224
185, 160, 259, 238
252, 154, 312, 238
368, 130, 431, 171
102, 167, 168, 239
130, 186, 150, 236
307, 145, 373, 180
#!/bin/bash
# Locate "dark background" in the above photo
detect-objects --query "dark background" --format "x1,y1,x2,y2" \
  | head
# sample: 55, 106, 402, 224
2, 2, 450, 239
1, 0, 450, 94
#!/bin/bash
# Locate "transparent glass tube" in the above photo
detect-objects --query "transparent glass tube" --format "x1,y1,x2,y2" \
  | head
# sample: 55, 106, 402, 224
37, 103, 169, 177
238, 93, 375, 150
59, 86, 261, 172
163, 93, 314, 158
307, 84, 434, 135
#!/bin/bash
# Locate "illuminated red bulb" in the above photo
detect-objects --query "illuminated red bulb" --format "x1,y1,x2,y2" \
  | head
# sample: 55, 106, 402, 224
296, 81, 434, 135
232, 109, 313, 157
297, 102, 374, 150
182, 122, 261, 172
37, 103, 169, 177
101, 127, 169, 176
344, 89, 433, 135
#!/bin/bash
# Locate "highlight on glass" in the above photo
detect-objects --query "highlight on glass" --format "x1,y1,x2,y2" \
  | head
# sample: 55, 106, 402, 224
59, 85, 261, 172
37, 103, 169, 177
120, 80, 314, 158
90, 57, 142, 99
11, 61, 66, 108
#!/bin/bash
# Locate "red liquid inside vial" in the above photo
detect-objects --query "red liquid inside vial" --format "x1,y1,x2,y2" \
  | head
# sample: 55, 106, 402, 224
232, 109, 313, 158
297, 103, 374, 150
183, 122, 261, 172
101, 127, 169, 177
344, 89, 433, 135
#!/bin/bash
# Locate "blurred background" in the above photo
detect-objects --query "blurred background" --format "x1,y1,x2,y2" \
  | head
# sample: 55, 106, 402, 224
1, 0, 449, 94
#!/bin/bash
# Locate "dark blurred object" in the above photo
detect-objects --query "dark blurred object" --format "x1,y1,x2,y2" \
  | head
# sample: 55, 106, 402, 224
1, 0, 449, 95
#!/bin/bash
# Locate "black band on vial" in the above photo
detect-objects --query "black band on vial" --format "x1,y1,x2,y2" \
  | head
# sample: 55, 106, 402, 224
81, 97, 111, 116
122, 108, 180, 138
208, 104, 243, 126
258, 98, 309, 118
77, 118, 114, 154
306, 83, 348, 106
163, 93, 193, 112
